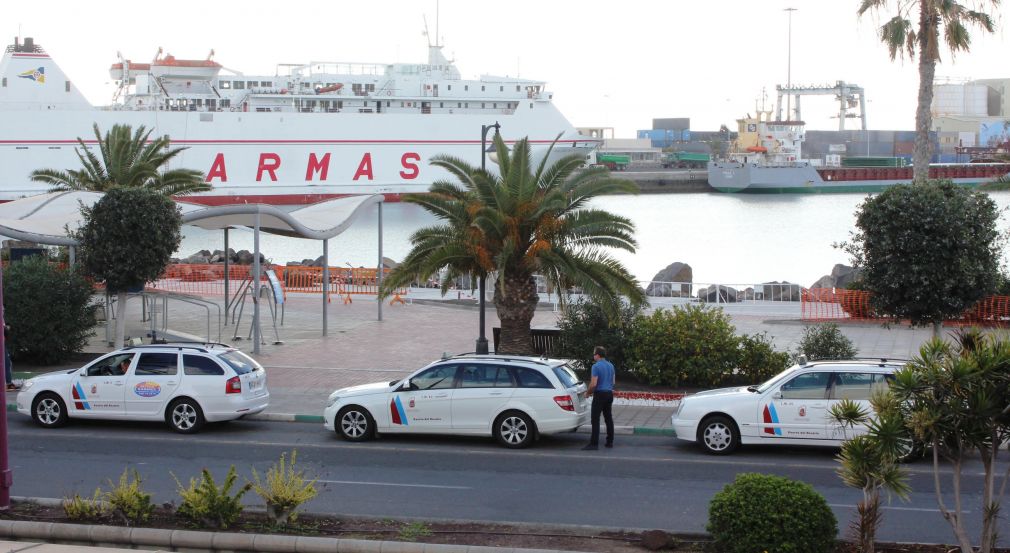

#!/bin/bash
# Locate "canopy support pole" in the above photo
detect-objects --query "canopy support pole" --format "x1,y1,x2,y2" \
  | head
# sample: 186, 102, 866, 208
253, 209, 261, 354
377, 202, 383, 322
322, 239, 329, 336
223, 228, 230, 327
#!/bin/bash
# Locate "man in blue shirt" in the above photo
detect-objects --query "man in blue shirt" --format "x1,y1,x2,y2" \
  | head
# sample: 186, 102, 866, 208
583, 345, 615, 450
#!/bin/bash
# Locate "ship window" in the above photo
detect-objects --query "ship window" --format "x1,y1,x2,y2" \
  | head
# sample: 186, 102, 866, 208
66, 81, 71, 92
1, 77, 6, 87
481, 85, 485, 91
500, 86, 504, 92
481, 103, 485, 109
458, 102, 462, 108
493, 103, 497, 109
400, 102, 404, 107
447, 85, 452, 91
386, 101, 390, 107
337, 101, 343, 109
261, 81, 273, 88
440, 102, 443, 108
529, 103, 533, 109
220, 81, 231, 89
464, 85, 468, 91
516, 85, 520, 92
465, 103, 469, 108
221, 99, 231, 108
233, 81, 245, 90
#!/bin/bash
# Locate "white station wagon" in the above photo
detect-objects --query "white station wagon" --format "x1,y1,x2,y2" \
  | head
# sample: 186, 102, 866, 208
324, 354, 590, 448
671, 359, 906, 455
17, 343, 269, 433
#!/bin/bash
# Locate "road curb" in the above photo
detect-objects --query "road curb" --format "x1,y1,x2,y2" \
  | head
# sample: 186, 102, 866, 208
6, 496, 653, 553
8, 403, 674, 436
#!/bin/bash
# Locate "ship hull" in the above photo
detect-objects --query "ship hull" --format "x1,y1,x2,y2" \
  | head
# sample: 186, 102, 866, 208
0, 108, 594, 205
708, 161, 1010, 193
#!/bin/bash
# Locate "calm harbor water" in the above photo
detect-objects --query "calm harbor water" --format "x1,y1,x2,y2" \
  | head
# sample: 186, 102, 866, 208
178, 191, 1010, 289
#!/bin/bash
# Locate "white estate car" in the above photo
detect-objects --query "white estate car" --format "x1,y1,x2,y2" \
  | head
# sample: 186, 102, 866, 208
324, 354, 590, 448
671, 359, 905, 455
17, 344, 269, 433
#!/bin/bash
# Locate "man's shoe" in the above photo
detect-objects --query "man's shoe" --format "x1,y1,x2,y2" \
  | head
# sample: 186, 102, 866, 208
581, 444, 599, 451
604, 443, 613, 448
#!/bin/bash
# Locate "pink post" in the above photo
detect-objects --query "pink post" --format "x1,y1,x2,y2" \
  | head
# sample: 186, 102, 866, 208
0, 264, 11, 510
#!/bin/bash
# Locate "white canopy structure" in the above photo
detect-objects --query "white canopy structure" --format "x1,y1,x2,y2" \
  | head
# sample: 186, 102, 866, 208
0, 191, 387, 353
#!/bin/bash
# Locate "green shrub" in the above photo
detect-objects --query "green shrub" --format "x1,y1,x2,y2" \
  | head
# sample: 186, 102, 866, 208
398, 521, 433, 541
556, 297, 641, 374
795, 323, 858, 361
708, 473, 837, 553
174, 466, 252, 529
735, 332, 791, 385
250, 450, 318, 526
3, 256, 97, 364
627, 305, 740, 387
63, 488, 105, 521
104, 468, 154, 526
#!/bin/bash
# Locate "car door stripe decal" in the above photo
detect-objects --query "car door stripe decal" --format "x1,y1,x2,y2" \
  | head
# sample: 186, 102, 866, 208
71, 383, 91, 410
390, 396, 408, 426
762, 403, 781, 436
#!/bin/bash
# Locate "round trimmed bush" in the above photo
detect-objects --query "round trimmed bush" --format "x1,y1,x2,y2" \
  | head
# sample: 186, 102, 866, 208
708, 473, 837, 553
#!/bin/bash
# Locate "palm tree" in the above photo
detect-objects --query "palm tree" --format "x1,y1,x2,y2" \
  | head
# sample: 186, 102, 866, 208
858, 0, 998, 181
30, 123, 210, 196
380, 134, 646, 354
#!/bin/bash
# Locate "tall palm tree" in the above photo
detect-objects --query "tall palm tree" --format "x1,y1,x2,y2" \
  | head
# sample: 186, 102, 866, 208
858, 0, 998, 181
30, 123, 210, 196
380, 135, 646, 354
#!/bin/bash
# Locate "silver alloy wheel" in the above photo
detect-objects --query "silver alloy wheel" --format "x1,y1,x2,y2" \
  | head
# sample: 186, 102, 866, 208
703, 421, 733, 452
172, 402, 198, 431
35, 397, 62, 426
341, 410, 368, 438
499, 415, 529, 445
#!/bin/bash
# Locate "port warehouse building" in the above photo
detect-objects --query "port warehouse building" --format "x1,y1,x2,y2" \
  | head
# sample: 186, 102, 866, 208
585, 78, 1010, 165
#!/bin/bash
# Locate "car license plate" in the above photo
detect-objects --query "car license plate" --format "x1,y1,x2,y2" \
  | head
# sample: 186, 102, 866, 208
248, 380, 261, 390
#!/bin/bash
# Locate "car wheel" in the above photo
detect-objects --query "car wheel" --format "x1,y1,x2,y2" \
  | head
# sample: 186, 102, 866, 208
32, 393, 68, 428
337, 406, 375, 442
167, 398, 205, 434
494, 411, 535, 449
697, 415, 740, 455
896, 435, 925, 463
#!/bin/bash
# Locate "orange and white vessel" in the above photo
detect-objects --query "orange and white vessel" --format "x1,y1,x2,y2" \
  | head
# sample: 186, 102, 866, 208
0, 37, 597, 205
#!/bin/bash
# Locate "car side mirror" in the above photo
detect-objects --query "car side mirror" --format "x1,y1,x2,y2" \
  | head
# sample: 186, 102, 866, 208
388, 379, 400, 387
400, 379, 412, 391
80, 368, 88, 376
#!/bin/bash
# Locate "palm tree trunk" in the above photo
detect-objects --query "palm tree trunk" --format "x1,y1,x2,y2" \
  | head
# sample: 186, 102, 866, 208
913, 3, 937, 182
493, 273, 539, 355
115, 291, 128, 348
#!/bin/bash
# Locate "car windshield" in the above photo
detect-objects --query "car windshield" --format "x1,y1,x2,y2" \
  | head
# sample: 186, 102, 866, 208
755, 366, 800, 394
218, 350, 262, 375
554, 364, 581, 388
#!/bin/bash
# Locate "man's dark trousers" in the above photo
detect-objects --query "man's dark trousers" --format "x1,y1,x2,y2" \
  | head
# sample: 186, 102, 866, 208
589, 390, 614, 446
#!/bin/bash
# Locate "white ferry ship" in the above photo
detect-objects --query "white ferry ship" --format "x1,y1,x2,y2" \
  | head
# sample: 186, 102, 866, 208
709, 111, 1010, 193
0, 37, 597, 205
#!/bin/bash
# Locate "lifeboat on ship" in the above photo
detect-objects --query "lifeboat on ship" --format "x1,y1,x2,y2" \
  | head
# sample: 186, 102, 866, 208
746, 146, 768, 153
108, 61, 152, 80
315, 83, 343, 94
150, 51, 222, 80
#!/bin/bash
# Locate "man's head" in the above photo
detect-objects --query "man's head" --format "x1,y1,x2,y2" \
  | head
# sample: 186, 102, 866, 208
118, 358, 130, 374
593, 346, 607, 360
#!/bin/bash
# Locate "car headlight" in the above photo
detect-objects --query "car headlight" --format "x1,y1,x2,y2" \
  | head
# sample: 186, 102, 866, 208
20, 380, 35, 392
326, 392, 341, 407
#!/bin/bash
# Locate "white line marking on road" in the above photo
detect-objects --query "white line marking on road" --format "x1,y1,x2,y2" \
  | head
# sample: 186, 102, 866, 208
829, 503, 967, 513
318, 480, 472, 490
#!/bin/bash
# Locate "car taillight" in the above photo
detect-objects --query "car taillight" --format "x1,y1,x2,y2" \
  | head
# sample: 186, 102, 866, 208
226, 376, 241, 394
554, 395, 574, 411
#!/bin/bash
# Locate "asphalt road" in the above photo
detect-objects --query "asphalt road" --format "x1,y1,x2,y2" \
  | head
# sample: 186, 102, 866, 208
6, 416, 1007, 545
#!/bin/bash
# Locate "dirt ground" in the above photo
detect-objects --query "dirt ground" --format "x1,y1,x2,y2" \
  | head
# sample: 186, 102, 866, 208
0, 501, 1002, 552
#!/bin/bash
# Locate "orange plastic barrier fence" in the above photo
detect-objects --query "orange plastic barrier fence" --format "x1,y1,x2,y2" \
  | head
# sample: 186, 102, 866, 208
802, 288, 1010, 327
148, 264, 408, 304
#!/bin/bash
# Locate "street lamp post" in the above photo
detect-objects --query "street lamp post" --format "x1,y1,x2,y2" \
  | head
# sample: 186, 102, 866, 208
476, 122, 500, 355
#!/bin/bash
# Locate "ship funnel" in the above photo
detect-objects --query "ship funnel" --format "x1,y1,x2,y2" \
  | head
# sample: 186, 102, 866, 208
0, 37, 92, 109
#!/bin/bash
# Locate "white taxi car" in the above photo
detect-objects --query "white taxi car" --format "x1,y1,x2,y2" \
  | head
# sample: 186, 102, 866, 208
17, 343, 269, 433
671, 359, 905, 455
324, 354, 589, 448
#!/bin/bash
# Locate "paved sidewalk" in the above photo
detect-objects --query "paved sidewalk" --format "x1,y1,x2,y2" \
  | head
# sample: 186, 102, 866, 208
62, 291, 939, 433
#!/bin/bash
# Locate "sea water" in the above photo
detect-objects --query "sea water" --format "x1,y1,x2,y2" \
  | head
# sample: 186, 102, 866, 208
177, 191, 1010, 288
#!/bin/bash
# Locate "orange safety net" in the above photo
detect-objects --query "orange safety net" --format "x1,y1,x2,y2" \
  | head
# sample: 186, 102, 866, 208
802, 288, 1010, 327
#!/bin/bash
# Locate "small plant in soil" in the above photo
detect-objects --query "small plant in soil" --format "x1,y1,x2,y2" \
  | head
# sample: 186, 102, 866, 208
398, 521, 433, 541
104, 468, 154, 526
173, 465, 252, 530
250, 449, 318, 526
62, 488, 105, 521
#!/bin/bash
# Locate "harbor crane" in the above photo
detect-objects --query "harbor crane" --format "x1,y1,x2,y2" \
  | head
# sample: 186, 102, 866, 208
775, 81, 867, 131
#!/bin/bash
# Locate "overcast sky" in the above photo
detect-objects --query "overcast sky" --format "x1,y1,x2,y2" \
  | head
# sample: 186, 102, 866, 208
6, 0, 1007, 136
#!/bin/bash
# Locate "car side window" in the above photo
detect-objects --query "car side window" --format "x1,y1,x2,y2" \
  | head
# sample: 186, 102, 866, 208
87, 353, 134, 376
778, 372, 830, 399
512, 367, 553, 389
411, 365, 458, 390
183, 355, 225, 376
458, 365, 514, 388
831, 372, 890, 401
135, 353, 178, 376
